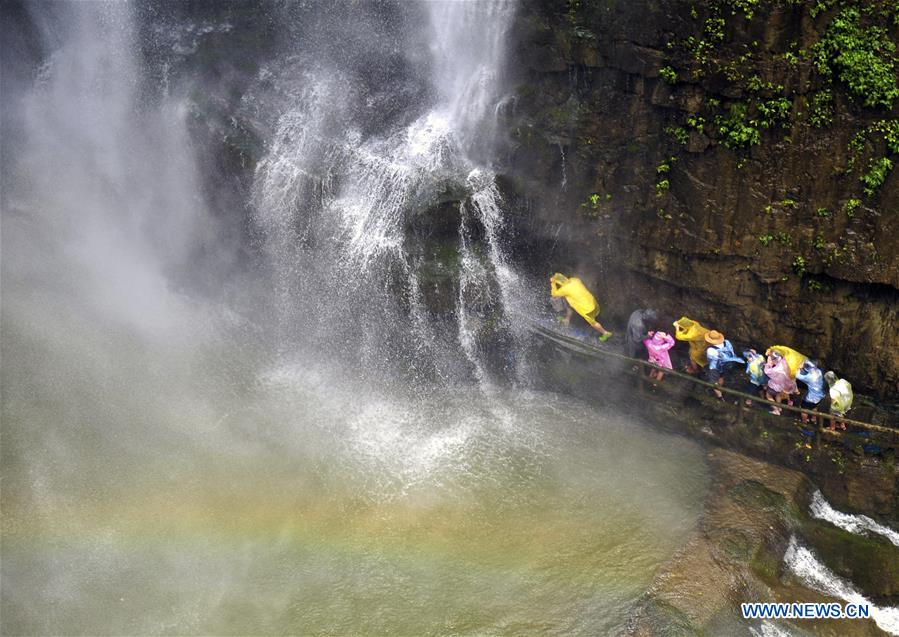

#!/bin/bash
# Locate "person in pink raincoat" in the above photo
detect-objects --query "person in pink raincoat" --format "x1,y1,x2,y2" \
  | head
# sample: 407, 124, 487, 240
764, 350, 798, 415
644, 330, 675, 382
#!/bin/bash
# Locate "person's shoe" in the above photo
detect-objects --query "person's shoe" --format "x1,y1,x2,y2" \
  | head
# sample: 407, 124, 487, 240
599, 332, 613, 342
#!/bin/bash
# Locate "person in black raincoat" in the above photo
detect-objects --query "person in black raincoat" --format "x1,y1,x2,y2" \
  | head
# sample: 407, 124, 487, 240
625, 308, 658, 359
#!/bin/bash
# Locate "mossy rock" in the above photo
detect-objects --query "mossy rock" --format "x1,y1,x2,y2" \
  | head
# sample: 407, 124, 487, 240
718, 527, 755, 560
799, 517, 899, 604
749, 538, 783, 585
728, 479, 800, 524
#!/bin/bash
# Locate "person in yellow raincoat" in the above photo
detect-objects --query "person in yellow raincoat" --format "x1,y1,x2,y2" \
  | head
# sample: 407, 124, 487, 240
672, 316, 711, 373
764, 345, 808, 379
549, 273, 613, 342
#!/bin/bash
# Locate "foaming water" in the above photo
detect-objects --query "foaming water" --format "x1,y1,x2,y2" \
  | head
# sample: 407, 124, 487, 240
809, 490, 899, 547
784, 536, 899, 635
249, 0, 529, 385
749, 621, 798, 637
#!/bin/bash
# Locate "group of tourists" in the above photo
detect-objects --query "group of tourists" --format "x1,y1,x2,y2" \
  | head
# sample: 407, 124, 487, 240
549, 273, 854, 431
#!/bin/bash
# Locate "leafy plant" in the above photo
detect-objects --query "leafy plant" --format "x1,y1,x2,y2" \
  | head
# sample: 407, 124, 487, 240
758, 234, 774, 246
659, 65, 678, 84
580, 193, 609, 218
757, 97, 792, 128
686, 115, 706, 131
792, 255, 807, 276
809, 90, 834, 127
727, 0, 764, 20
665, 126, 690, 145
843, 197, 861, 217
861, 156, 894, 195
872, 118, 899, 153
813, 7, 899, 109
716, 103, 761, 148
811, 0, 837, 19
776, 231, 793, 246
814, 234, 827, 250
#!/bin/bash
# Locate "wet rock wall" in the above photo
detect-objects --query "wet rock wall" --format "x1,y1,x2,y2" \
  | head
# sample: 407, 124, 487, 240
502, 0, 899, 401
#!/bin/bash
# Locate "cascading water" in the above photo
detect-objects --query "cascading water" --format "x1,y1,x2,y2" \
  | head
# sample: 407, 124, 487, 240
2, 2, 721, 634
784, 537, 899, 635
251, 0, 533, 386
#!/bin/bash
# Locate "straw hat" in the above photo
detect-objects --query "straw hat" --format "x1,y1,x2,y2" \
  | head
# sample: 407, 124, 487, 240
704, 330, 725, 345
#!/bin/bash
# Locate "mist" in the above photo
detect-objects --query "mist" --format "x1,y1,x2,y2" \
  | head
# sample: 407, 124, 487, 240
1, 2, 714, 634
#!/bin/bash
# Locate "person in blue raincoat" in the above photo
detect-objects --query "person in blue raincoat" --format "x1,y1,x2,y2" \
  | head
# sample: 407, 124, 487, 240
796, 360, 827, 426
742, 349, 767, 405
704, 330, 744, 399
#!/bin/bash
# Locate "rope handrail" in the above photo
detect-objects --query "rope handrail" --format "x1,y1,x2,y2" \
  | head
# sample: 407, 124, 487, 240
528, 322, 898, 436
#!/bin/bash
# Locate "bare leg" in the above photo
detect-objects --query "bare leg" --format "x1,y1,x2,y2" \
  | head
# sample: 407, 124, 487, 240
588, 321, 610, 336
767, 391, 781, 415
563, 308, 573, 326
714, 377, 724, 399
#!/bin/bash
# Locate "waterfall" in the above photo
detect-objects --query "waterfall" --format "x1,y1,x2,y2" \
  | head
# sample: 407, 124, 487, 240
0, 5, 727, 635
809, 490, 899, 547
252, 0, 527, 385
784, 536, 899, 635
3, 2, 211, 337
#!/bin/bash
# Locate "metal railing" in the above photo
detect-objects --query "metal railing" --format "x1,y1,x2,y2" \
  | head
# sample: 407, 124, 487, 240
528, 323, 898, 436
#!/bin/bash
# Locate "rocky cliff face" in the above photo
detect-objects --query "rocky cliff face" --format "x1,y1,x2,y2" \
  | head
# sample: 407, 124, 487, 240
502, 0, 899, 401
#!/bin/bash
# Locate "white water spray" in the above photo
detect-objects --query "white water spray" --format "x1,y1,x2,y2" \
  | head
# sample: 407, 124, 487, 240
784, 536, 899, 635
252, 1, 527, 383
809, 490, 899, 547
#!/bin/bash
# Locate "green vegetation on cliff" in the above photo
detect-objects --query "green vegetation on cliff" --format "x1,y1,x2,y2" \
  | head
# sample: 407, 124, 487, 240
658, 0, 898, 196
813, 5, 898, 109
513, 0, 899, 398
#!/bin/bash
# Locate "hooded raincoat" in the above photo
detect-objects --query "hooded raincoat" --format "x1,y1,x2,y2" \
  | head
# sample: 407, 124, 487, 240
550, 274, 600, 326
644, 331, 675, 369
765, 356, 798, 394
828, 378, 853, 416
765, 346, 808, 379
626, 309, 658, 358
673, 316, 711, 367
